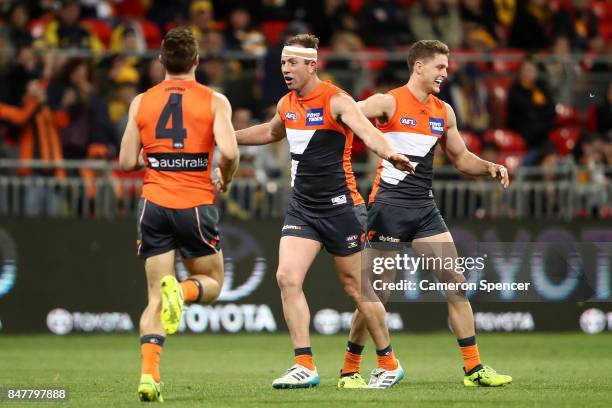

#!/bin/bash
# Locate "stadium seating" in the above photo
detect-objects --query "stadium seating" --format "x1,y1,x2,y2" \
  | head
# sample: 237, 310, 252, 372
461, 130, 482, 155
549, 127, 581, 156
554, 103, 582, 127
484, 129, 527, 153
82, 19, 112, 48
484, 77, 512, 128
261, 21, 289, 46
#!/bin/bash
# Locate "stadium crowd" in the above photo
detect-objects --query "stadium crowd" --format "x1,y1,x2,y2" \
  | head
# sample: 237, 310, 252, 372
0, 0, 610, 181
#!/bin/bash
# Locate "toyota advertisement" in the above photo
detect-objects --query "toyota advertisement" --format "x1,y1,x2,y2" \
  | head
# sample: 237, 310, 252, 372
0, 217, 610, 335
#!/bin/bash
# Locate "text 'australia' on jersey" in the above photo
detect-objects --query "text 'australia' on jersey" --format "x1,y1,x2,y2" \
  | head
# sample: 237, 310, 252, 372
137, 80, 216, 209
369, 86, 448, 207
279, 81, 364, 216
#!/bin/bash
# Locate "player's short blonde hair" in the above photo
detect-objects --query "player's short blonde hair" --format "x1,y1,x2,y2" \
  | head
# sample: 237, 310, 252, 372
407, 40, 449, 74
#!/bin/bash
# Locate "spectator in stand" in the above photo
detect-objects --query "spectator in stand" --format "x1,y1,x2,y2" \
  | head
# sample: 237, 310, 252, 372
146, 0, 189, 33
110, 22, 147, 55
312, 0, 360, 46
507, 58, 555, 164
596, 82, 612, 140
409, 0, 463, 48
326, 30, 364, 72
538, 142, 561, 181
447, 64, 490, 135
196, 55, 258, 114
138, 58, 165, 91
459, 0, 498, 50
545, 36, 582, 105
554, 0, 604, 52
107, 64, 139, 138
5, 46, 43, 107
509, 0, 553, 51
189, 0, 218, 45
41, 0, 103, 52
358, 0, 412, 48
3, 4, 33, 49
0, 78, 66, 179
202, 30, 226, 56
47, 59, 117, 158
224, 7, 266, 56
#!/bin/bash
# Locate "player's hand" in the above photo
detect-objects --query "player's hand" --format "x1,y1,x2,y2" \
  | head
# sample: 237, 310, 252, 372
387, 153, 415, 174
213, 167, 232, 193
488, 163, 509, 188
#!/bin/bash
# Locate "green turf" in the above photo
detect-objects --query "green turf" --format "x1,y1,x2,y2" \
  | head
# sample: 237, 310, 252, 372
1, 333, 611, 407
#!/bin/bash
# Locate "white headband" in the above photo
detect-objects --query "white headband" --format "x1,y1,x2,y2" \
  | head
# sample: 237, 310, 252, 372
281, 45, 318, 61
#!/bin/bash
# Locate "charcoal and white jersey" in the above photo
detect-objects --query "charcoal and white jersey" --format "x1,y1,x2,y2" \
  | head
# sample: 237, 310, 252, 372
279, 80, 364, 216
369, 86, 448, 207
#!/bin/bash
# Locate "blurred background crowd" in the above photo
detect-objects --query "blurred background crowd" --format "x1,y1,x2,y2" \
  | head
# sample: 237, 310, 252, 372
0, 0, 610, 186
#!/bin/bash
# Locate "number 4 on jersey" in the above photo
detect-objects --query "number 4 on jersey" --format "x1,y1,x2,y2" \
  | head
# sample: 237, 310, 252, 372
156, 93, 187, 149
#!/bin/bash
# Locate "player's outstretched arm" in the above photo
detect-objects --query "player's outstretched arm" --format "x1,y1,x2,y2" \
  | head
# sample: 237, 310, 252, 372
212, 92, 240, 193
235, 99, 286, 146
441, 103, 509, 188
331, 92, 414, 173
119, 94, 144, 172
357, 93, 395, 120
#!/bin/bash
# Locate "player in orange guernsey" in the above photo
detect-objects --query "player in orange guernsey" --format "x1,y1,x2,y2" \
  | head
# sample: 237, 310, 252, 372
119, 27, 239, 402
349, 40, 512, 387
236, 34, 414, 389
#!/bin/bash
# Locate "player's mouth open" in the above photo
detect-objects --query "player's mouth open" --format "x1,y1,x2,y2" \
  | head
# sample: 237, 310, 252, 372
434, 78, 444, 85
284, 76, 293, 84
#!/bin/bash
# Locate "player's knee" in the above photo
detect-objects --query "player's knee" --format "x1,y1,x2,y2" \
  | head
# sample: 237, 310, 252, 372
276, 268, 303, 292
342, 281, 361, 303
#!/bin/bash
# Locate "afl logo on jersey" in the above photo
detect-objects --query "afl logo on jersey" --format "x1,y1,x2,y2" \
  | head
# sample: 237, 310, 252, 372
285, 111, 298, 121
306, 108, 324, 126
429, 117, 445, 135
400, 117, 417, 127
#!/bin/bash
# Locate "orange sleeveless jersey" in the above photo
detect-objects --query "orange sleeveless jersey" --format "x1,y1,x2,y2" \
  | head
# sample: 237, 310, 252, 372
369, 86, 448, 206
137, 80, 215, 209
278, 80, 364, 216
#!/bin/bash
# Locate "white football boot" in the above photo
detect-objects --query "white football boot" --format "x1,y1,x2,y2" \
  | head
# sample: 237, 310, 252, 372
367, 360, 405, 389
272, 364, 320, 389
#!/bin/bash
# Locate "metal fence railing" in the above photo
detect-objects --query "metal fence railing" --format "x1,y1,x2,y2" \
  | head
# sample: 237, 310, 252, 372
0, 160, 609, 220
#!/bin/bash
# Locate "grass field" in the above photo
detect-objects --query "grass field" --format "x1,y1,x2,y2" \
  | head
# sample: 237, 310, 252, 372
1, 333, 611, 407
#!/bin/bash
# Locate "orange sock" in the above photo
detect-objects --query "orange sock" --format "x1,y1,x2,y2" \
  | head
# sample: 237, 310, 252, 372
460, 344, 481, 372
342, 352, 363, 375
295, 354, 315, 371
342, 341, 364, 375
180, 279, 201, 303
140, 335, 164, 382
376, 345, 398, 371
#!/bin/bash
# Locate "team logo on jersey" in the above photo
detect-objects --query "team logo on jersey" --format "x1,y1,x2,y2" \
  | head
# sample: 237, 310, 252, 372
346, 235, 358, 242
282, 224, 302, 231
147, 152, 209, 172
429, 117, 445, 135
400, 117, 417, 127
306, 108, 324, 126
285, 111, 298, 121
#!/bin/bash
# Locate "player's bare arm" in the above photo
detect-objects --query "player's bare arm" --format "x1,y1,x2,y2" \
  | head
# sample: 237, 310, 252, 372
441, 103, 509, 188
235, 99, 287, 146
331, 92, 414, 173
119, 93, 144, 172
356, 92, 396, 122
212, 92, 240, 193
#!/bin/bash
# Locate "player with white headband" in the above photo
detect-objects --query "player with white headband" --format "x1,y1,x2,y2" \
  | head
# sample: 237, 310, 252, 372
236, 33, 413, 389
